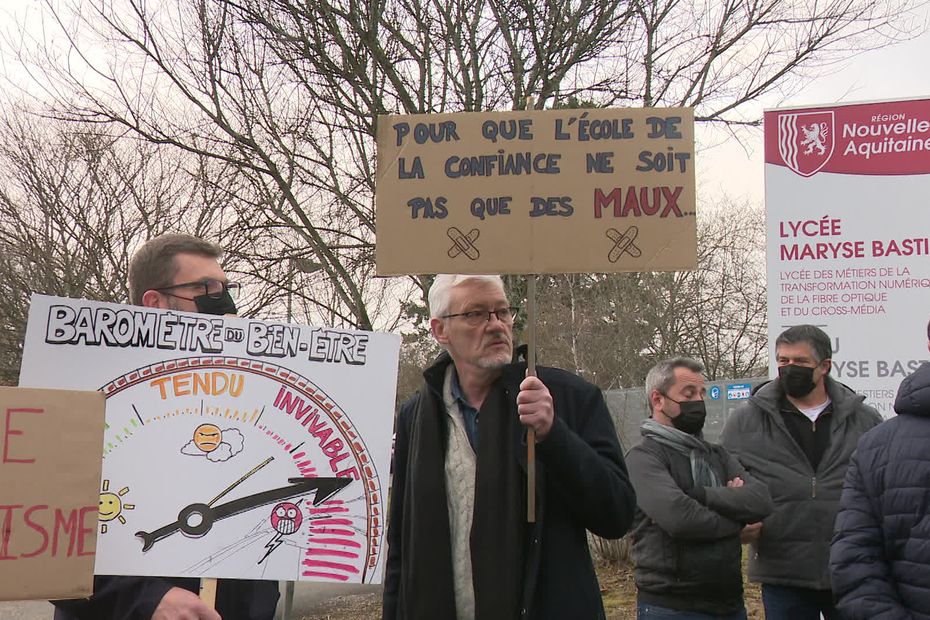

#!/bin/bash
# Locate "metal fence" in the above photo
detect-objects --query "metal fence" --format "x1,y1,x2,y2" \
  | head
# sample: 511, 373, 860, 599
603, 377, 767, 449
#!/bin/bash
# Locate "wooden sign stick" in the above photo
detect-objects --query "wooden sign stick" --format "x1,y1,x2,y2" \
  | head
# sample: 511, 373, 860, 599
523, 94, 538, 524
526, 274, 537, 523
199, 578, 217, 607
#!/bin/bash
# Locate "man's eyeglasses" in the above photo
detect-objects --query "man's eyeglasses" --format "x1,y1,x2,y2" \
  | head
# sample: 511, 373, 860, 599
155, 279, 241, 300
441, 306, 519, 326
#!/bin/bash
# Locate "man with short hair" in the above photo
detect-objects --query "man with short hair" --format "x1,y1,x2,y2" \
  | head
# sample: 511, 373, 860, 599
53, 233, 278, 620
830, 317, 930, 618
722, 324, 881, 620
383, 274, 636, 620
627, 358, 773, 619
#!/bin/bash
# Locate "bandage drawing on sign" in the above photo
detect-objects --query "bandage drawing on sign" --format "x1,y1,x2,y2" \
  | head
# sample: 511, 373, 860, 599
447, 227, 480, 260
606, 226, 642, 262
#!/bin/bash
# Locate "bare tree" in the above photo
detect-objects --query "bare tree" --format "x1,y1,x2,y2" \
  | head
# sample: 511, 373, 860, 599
527, 200, 767, 388
0, 105, 259, 382
685, 203, 767, 379
5, 0, 913, 336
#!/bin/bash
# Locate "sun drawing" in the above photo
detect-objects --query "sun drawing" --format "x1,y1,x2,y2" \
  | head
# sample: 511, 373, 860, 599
99, 479, 135, 534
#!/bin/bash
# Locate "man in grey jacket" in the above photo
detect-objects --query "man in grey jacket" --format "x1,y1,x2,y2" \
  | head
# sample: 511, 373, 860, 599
722, 325, 881, 620
628, 358, 773, 619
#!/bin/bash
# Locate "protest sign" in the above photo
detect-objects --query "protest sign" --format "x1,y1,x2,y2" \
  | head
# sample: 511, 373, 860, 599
0, 386, 105, 601
19, 295, 400, 583
376, 107, 696, 274
765, 97, 930, 415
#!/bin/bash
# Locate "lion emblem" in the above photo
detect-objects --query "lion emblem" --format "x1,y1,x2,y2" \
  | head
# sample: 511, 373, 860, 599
800, 122, 829, 156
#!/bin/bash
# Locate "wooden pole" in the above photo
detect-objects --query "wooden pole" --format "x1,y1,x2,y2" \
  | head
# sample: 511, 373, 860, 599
526, 275, 537, 522
523, 95, 538, 524
283, 580, 295, 619
199, 578, 217, 607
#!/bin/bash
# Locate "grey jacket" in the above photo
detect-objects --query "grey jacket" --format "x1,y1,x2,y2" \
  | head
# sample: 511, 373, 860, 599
627, 436, 772, 614
721, 375, 881, 589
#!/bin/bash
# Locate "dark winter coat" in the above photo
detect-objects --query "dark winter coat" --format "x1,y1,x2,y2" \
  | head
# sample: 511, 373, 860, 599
382, 351, 636, 620
52, 576, 279, 620
831, 361, 930, 619
627, 436, 773, 615
721, 375, 881, 589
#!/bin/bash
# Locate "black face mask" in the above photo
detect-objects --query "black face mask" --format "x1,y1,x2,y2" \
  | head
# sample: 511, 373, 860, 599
778, 364, 817, 399
665, 397, 707, 435
193, 289, 238, 316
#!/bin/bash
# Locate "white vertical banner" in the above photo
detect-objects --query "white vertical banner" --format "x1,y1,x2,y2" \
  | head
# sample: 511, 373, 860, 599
765, 98, 930, 416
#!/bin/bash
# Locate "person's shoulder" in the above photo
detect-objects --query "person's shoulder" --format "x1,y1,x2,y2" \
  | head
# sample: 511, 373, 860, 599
536, 365, 598, 392
850, 415, 910, 467
707, 439, 733, 457
726, 390, 769, 424
836, 384, 882, 424
826, 376, 873, 410
859, 412, 929, 447
397, 391, 422, 420
626, 438, 663, 463
730, 380, 779, 415
721, 390, 772, 446
853, 401, 882, 425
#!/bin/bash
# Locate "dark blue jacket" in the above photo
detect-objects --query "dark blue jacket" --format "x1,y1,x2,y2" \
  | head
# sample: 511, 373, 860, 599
53, 576, 279, 620
831, 361, 930, 619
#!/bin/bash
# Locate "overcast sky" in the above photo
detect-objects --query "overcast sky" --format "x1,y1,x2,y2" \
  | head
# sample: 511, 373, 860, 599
1, 2, 928, 208
699, 12, 930, 204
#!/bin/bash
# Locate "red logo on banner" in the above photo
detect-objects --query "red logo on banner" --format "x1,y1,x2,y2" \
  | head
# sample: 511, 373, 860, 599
777, 111, 835, 177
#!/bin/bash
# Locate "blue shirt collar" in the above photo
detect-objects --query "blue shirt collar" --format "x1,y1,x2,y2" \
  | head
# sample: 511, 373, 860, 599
450, 368, 473, 409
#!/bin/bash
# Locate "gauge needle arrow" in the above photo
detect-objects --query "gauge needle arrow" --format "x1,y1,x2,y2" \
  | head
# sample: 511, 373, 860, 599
136, 460, 352, 552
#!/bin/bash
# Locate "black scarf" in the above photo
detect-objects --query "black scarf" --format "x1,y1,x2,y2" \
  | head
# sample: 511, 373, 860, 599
400, 354, 525, 619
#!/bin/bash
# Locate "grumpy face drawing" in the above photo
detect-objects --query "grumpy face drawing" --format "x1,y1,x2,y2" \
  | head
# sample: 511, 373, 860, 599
270, 502, 303, 535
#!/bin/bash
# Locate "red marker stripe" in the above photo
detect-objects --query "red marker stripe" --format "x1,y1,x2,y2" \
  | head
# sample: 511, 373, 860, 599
309, 528, 354, 536
302, 570, 349, 581
302, 559, 359, 573
308, 548, 360, 559
310, 506, 349, 514
309, 537, 361, 548
311, 518, 353, 527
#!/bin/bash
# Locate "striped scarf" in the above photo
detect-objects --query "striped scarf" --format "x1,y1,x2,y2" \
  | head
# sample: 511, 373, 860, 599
640, 419, 721, 488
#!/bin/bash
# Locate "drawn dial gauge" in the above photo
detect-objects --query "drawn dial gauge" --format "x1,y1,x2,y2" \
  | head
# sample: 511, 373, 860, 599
96, 356, 384, 583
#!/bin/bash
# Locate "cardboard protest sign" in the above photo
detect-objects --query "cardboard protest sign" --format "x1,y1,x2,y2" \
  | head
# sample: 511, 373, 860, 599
376, 107, 696, 275
19, 295, 400, 583
765, 97, 930, 416
0, 386, 105, 601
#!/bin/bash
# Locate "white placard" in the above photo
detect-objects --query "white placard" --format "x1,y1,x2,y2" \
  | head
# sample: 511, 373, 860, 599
19, 295, 399, 583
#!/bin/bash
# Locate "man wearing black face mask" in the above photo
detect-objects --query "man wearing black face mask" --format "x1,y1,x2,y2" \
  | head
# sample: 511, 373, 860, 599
52, 234, 279, 620
627, 358, 773, 619
721, 325, 880, 620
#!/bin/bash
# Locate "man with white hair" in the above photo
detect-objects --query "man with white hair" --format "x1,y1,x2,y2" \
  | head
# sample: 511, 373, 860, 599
382, 274, 636, 620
